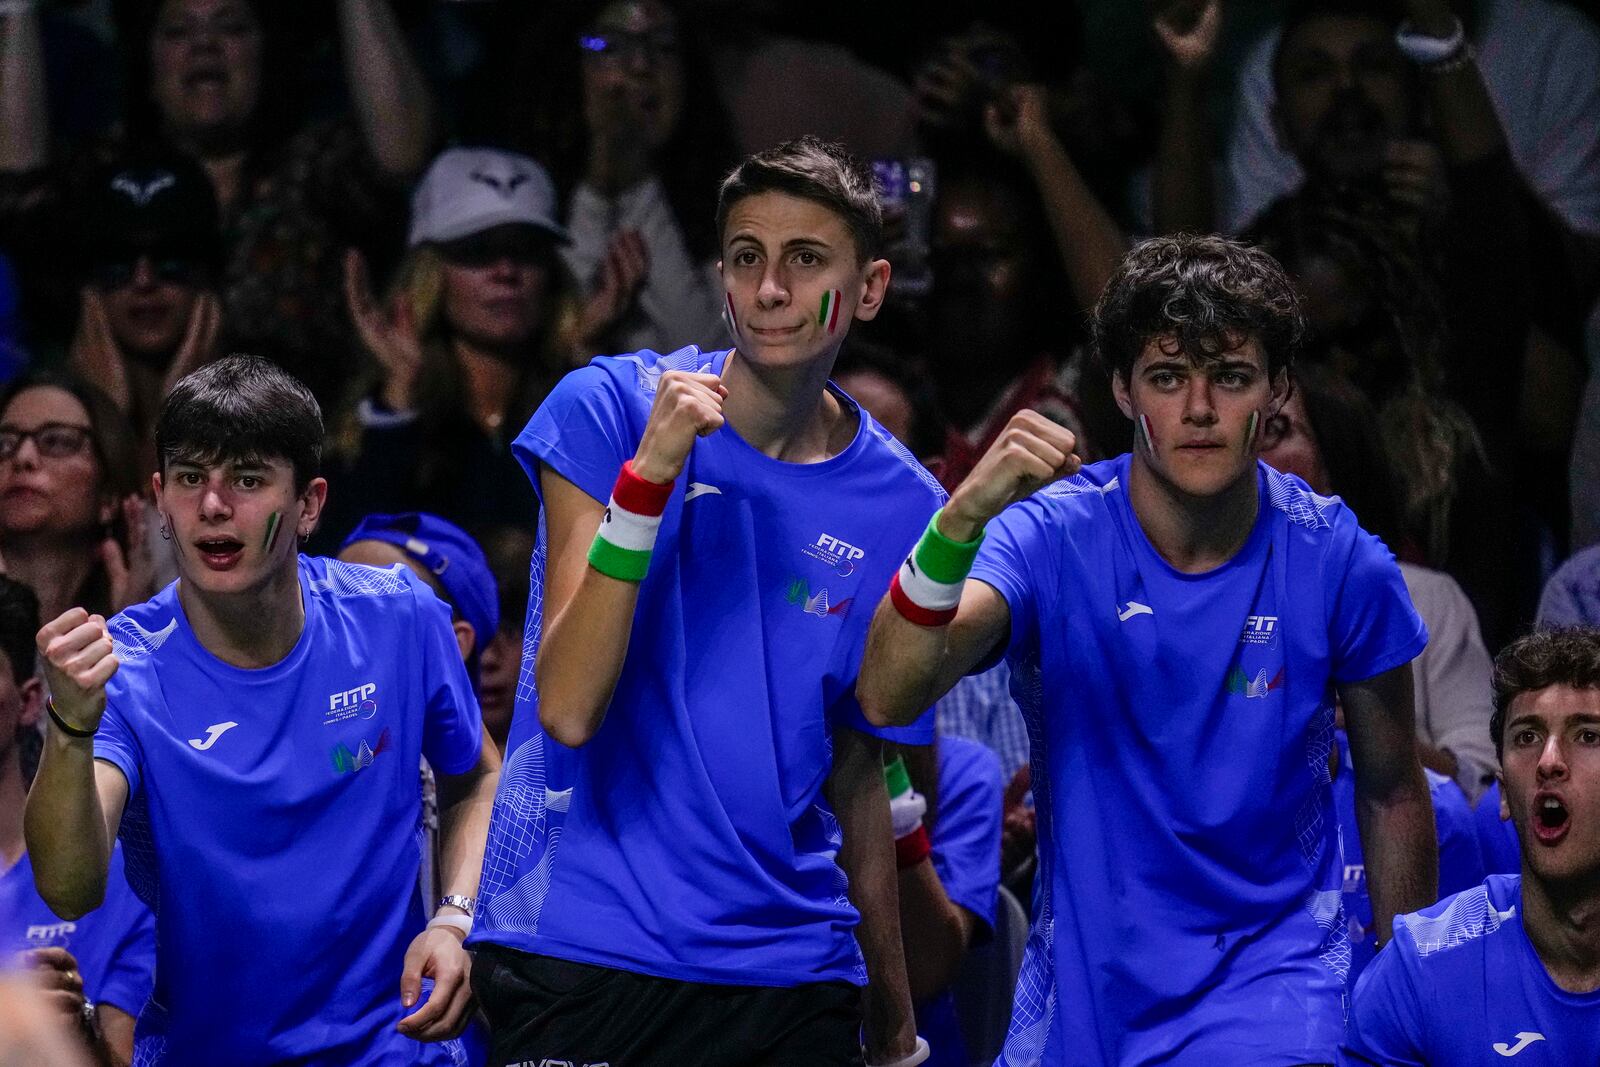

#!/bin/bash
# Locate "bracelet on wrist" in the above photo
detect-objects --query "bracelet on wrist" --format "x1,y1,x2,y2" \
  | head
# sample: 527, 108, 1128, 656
888, 508, 984, 627
427, 913, 472, 938
587, 459, 674, 582
1395, 17, 1467, 65
46, 699, 96, 739
866, 1036, 931, 1067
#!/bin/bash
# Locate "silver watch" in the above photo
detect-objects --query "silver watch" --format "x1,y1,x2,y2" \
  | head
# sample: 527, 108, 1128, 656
437, 894, 476, 914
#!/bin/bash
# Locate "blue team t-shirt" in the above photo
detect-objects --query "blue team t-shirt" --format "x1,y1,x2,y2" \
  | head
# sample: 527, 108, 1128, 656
1343, 874, 1600, 1065
969, 454, 1428, 1067
94, 556, 482, 1066
1, 844, 154, 1017
1331, 731, 1484, 983
470, 346, 942, 986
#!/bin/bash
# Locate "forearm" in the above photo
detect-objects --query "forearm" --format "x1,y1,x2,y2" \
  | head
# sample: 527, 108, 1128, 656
897, 863, 971, 1003
859, 601, 954, 728
23, 732, 112, 918
337, 0, 437, 175
1406, 4, 1502, 166
435, 745, 502, 903
1153, 69, 1215, 235
0, 5, 49, 173
1020, 132, 1128, 313
534, 569, 640, 746
1357, 767, 1438, 944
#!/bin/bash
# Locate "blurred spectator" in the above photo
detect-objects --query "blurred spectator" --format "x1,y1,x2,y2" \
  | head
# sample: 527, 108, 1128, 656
0, 0, 441, 412
65, 154, 223, 453
1539, 545, 1600, 628
1259, 364, 1498, 798
832, 341, 944, 461
0, 575, 153, 1066
474, 524, 536, 754
0, 372, 156, 623
318, 148, 586, 549
893, 737, 1003, 1067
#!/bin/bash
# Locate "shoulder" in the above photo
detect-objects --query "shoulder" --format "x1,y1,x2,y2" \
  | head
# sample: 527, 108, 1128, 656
106, 585, 182, 667
1393, 876, 1521, 965
302, 555, 420, 606
601, 345, 726, 398
852, 405, 947, 504
1018, 454, 1127, 525
527, 345, 724, 433
1259, 463, 1346, 535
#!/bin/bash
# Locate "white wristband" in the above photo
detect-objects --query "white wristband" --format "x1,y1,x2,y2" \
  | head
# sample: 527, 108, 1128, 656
866, 1036, 930, 1067
1395, 18, 1466, 64
889, 790, 928, 840
427, 913, 472, 938
895, 558, 963, 613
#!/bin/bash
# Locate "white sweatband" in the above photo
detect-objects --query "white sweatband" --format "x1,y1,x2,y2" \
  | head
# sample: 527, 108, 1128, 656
427, 913, 472, 937
866, 1036, 931, 1067
889, 790, 928, 840
1395, 18, 1466, 64
895, 557, 964, 613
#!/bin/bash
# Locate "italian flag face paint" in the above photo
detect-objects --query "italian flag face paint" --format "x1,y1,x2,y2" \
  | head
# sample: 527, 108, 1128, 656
263, 510, 283, 552
818, 289, 844, 334
1137, 413, 1158, 456
723, 292, 741, 343
1245, 410, 1260, 451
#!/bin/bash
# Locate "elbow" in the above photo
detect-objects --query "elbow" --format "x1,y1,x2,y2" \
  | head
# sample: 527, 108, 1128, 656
38, 880, 104, 923
540, 708, 599, 749
858, 682, 917, 730
533, 661, 602, 748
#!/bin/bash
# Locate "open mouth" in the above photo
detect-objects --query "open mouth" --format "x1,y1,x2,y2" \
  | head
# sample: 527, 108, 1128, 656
1534, 794, 1571, 843
182, 67, 229, 90
194, 536, 245, 569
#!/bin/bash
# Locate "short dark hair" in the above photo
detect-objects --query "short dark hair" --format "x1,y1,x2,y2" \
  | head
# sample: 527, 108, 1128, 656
1272, 0, 1401, 89
1092, 234, 1304, 382
0, 575, 40, 686
156, 355, 323, 490
1491, 628, 1600, 757
716, 136, 882, 263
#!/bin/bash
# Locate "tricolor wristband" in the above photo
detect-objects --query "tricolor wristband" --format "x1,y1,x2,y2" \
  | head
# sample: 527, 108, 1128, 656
587, 460, 673, 582
895, 824, 932, 869
888, 509, 984, 627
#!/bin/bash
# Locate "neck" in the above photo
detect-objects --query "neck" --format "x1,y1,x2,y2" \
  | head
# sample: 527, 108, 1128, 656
177, 557, 305, 669
1520, 865, 1600, 993
194, 147, 249, 214
1126, 453, 1260, 573
0, 746, 25, 867
1, 532, 100, 621
720, 348, 852, 463
453, 339, 524, 436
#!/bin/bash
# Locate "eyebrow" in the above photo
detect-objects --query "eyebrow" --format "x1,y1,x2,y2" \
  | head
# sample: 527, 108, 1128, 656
726, 232, 834, 251
1506, 711, 1600, 731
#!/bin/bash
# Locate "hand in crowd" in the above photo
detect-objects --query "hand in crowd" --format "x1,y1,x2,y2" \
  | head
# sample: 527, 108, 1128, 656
914, 41, 984, 132
631, 369, 726, 485
1382, 139, 1451, 224
344, 249, 423, 414
1000, 765, 1037, 878
101, 495, 157, 614
36, 608, 118, 735
1153, 0, 1223, 72
68, 289, 220, 415
583, 63, 657, 195
943, 410, 1081, 540
982, 84, 1058, 160
396, 927, 473, 1042
577, 229, 649, 348
162, 292, 222, 401
24, 947, 87, 1025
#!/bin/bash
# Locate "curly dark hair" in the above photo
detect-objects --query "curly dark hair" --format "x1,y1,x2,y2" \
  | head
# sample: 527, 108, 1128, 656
1490, 627, 1600, 757
1092, 234, 1304, 382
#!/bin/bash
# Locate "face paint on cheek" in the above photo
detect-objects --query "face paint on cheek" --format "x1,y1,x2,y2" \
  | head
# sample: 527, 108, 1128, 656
818, 289, 843, 334
263, 510, 282, 553
1245, 410, 1260, 451
723, 292, 741, 344
1138, 413, 1158, 457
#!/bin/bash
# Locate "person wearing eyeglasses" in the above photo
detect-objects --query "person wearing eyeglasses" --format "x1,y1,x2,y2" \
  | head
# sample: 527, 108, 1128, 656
62, 155, 223, 456
0, 372, 156, 623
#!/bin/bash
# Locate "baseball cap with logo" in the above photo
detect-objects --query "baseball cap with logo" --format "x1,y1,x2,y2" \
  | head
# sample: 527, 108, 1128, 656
75, 154, 223, 280
408, 147, 570, 248
340, 512, 500, 678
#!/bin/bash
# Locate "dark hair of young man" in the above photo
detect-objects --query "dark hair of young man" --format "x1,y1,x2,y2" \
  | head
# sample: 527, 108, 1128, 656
0, 370, 141, 502
1092, 234, 1304, 384
1490, 628, 1600, 756
155, 354, 323, 491
715, 136, 883, 264
0, 574, 40, 687
1271, 0, 1406, 87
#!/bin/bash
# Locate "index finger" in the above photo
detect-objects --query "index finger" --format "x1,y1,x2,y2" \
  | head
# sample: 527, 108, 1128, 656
37, 608, 91, 651
25, 946, 76, 972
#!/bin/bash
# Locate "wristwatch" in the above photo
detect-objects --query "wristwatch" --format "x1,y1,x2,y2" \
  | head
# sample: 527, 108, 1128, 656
437, 894, 476, 914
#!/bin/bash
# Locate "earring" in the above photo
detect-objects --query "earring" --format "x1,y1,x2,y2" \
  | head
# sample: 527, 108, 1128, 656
159, 524, 171, 541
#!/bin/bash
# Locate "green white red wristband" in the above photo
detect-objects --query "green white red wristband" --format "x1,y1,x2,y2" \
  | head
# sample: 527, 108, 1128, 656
587, 460, 673, 582
885, 755, 930, 868
888, 509, 984, 627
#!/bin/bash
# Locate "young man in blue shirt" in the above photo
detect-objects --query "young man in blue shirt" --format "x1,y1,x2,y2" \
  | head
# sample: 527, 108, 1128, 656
1343, 627, 1600, 1065
24, 356, 502, 1066
468, 137, 937, 1067
859, 234, 1438, 1066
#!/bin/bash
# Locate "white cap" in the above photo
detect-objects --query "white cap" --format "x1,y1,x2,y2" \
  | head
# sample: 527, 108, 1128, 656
407, 147, 569, 247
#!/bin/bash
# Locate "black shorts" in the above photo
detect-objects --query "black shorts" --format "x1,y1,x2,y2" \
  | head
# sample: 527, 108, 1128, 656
471, 944, 865, 1067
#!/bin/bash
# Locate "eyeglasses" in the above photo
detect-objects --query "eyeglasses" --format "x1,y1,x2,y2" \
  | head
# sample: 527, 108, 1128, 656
0, 423, 94, 461
90, 256, 205, 291
577, 28, 680, 66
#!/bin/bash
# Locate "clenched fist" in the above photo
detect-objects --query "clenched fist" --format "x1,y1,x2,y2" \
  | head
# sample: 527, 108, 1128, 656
36, 608, 119, 735
942, 410, 1081, 540
631, 370, 728, 485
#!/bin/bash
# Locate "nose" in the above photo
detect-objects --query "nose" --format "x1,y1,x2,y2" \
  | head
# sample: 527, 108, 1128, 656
130, 256, 159, 291
199, 481, 232, 522
1536, 733, 1569, 781
755, 264, 789, 310
8, 434, 42, 468
1181, 376, 1218, 426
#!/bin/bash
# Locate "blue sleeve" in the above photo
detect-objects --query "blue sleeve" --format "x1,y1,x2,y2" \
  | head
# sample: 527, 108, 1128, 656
1328, 517, 1429, 684
1341, 932, 1430, 1066
91, 849, 155, 1018
929, 737, 1003, 938
968, 497, 1056, 663
512, 362, 637, 506
93, 677, 142, 798
1430, 778, 1487, 898
832, 692, 934, 745
411, 575, 484, 777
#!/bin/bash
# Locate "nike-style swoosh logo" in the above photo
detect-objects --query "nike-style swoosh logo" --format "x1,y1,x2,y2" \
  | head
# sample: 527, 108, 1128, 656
1494, 1033, 1546, 1057
1118, 601, 1154, 622
188, 722, 239, 751
685, 483, 722, 501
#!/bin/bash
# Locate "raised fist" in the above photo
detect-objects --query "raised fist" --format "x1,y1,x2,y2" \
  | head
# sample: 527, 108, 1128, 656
631, 369, 728, 484
36, 608, 119, 735
944, 409, 1081, 537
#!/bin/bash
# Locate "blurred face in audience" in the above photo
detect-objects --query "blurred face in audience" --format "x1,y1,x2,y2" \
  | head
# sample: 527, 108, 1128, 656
92, 253, 204, 362
581, 0, 685, 150
1286, 249, 1407, 400
929, 178, 1036, 373
1274, 15, 1414, 183
1499, 685, 1600, 887
150, 0, 264, 145
477, 627, 519, 751
1256, 388, 1330, 493
835, 369, 916, 446
439, 225, 555, 355
0, 387, 109, 540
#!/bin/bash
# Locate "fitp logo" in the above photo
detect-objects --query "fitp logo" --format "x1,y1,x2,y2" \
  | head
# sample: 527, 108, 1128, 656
802, 532, 866, 576
325, 682, 378, 725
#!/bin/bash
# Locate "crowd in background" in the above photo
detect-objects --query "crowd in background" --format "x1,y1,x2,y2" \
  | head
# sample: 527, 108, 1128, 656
1, 0, 1599, 1061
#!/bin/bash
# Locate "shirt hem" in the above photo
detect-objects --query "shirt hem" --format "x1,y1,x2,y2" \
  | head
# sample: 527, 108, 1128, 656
467, 932, 865, 989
